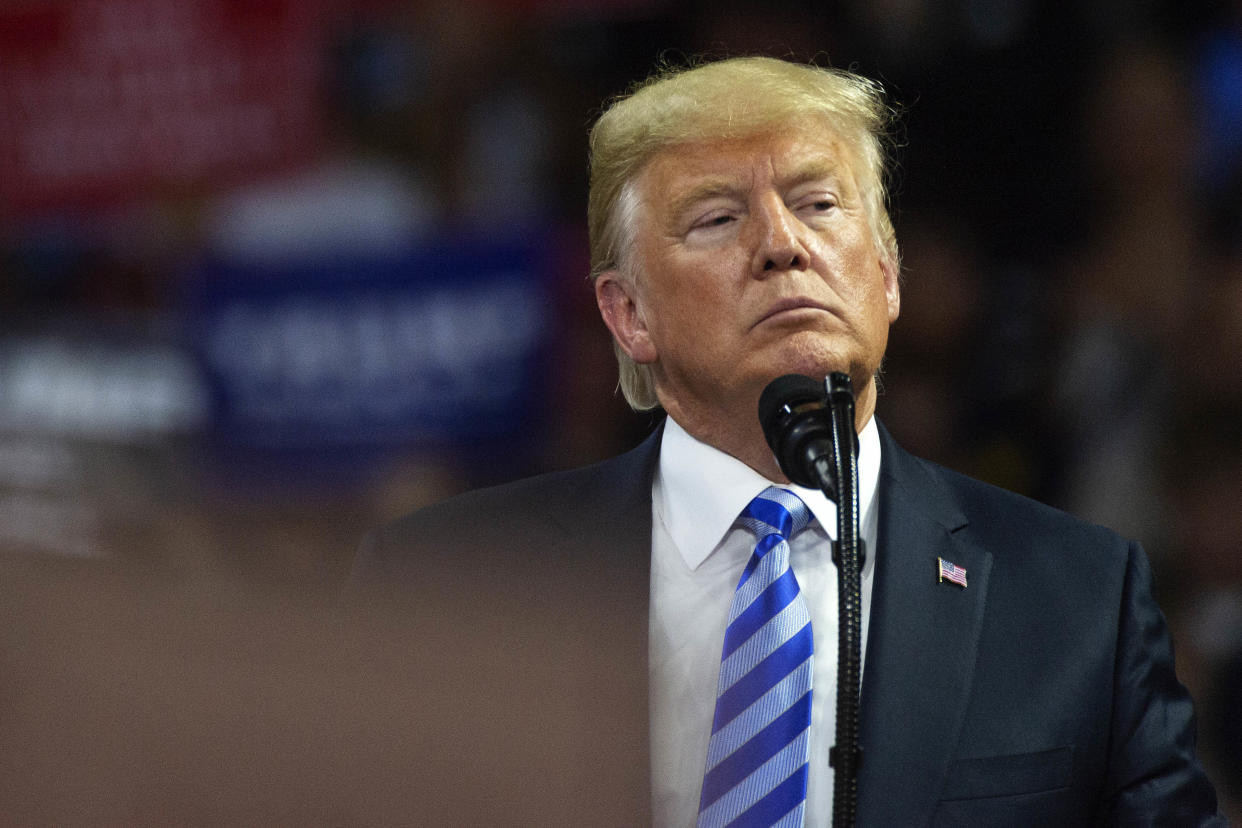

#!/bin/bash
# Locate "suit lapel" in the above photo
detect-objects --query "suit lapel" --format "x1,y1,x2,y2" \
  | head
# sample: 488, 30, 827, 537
857, 424, 993, 826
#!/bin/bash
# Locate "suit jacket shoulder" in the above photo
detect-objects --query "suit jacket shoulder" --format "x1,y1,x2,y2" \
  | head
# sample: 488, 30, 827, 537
880, 419, 1128, 557
349, 425, 662, 596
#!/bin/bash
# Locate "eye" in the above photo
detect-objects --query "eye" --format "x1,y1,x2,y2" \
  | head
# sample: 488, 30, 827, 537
800, 198, 836, 213
689, 211, 736, 232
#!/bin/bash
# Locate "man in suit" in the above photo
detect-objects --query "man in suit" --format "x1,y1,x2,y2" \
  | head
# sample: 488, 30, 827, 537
351, 57, 1222, 825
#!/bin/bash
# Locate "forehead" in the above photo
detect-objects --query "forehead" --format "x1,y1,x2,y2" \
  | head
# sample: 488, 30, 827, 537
636, 121, 865, 207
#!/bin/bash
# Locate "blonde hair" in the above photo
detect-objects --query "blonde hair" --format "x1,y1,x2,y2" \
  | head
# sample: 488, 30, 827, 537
588, 56, 899, 410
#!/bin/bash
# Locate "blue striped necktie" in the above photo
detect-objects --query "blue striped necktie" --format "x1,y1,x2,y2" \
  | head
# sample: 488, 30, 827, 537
698, 486, 815, 828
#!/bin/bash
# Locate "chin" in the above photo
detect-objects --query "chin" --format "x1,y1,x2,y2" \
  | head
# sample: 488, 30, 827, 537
773, 336, 857, 381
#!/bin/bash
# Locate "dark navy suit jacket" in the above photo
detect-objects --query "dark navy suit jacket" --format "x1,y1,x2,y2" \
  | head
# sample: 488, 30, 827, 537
351, 420, 1223, 826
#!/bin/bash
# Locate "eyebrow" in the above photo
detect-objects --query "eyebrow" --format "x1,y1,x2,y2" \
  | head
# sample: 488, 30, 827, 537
666, 158, 847, 221
667, 178, 746, 223
780, 159, 844, 191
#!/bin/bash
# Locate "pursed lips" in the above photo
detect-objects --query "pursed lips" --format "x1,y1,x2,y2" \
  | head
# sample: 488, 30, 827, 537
752, 297, 835, 329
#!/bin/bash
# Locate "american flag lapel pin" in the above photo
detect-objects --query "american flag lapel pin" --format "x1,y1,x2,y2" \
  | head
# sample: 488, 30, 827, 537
938, 557, 968, 588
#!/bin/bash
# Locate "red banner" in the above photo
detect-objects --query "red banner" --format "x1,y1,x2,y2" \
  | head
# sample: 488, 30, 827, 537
0, 0, 330, 216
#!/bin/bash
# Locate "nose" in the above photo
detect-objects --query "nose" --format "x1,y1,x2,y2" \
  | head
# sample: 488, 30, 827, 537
751, 195, 810, 277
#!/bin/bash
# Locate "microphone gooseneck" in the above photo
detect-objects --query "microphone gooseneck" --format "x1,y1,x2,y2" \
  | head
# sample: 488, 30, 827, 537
825, 372, 863, 828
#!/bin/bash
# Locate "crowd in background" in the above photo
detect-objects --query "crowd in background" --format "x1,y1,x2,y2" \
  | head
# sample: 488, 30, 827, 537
1, 0, 1240, 818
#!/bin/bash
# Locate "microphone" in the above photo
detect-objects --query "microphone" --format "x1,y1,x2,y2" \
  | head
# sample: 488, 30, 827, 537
758, 373, 838, 496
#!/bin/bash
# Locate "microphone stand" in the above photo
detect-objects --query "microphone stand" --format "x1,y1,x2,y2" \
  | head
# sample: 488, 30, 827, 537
754, 371, 865, 826
824, 372, 863, 828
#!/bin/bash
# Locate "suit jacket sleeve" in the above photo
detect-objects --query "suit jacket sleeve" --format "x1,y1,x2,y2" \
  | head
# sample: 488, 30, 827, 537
1099, 541, 1223, 825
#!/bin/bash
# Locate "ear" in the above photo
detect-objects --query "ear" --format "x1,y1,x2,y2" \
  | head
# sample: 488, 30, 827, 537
881, 254, 901, 323
595, 270, 658, 364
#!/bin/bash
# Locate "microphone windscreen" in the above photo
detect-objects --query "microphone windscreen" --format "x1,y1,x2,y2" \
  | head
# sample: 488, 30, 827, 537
758, 374, 824, 451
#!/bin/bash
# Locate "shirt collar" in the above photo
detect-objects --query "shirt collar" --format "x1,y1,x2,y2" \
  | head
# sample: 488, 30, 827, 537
656, 413, 882, 571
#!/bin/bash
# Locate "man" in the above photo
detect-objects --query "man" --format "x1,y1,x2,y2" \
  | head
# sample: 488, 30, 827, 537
350, 57, 1222, 825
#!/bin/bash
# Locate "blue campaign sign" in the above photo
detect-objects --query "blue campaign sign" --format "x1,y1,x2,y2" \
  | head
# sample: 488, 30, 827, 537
186, 236, 556, 451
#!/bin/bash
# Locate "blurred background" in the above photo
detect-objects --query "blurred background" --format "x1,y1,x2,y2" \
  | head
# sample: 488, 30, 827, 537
1, 0, 1240, 821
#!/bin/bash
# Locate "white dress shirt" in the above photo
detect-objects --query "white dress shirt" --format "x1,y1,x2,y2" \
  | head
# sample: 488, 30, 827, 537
649, 415, 882, 827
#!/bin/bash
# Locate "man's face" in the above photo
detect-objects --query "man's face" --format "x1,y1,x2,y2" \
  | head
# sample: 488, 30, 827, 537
598, 122, 900, 430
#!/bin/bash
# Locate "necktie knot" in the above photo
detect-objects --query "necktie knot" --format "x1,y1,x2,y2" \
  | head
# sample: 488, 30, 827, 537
740, 486, 813, 544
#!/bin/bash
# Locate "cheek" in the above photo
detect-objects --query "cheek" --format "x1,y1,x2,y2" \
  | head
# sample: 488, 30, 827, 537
812, 230, 878, 293
648, 257, 733, 317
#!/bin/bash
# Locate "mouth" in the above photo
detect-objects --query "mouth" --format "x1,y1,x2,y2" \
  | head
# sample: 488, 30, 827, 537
753, 297, 835, 329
